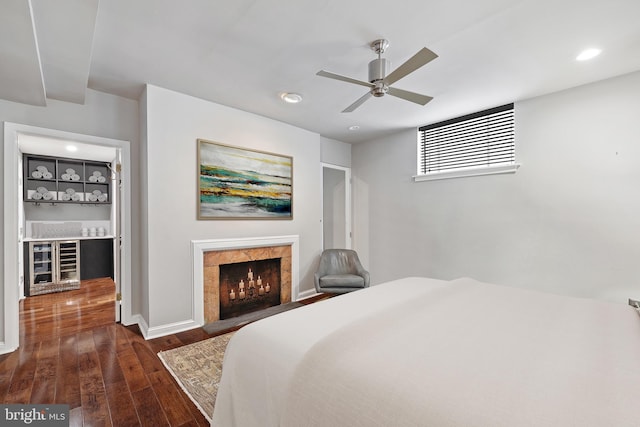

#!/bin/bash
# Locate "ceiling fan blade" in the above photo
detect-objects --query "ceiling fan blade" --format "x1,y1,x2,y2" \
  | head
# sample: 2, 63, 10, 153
384, 47, 438, 86
387, 87, 433, 106
342, 92, 373, 113
317, 70, 373, 88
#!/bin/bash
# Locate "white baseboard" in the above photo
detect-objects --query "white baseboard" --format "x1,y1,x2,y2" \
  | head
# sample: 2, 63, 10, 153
130, 314, 148, 337
135, 315, 202, 340
297, 288, 321, 301
130, 287, 321, 341
0, 341, 17, 355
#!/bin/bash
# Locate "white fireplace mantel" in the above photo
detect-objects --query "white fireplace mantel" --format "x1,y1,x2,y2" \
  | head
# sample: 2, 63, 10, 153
191, 235, 300, 326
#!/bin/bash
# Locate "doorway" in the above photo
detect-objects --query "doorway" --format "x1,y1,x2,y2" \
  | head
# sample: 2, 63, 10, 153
322, 163, 351, 250
3, 122, 132, 354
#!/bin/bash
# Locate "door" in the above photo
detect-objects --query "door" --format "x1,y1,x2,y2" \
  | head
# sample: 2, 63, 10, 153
322, 164, 351, 250
17, 154, 25, 299
112, 152, 122, 322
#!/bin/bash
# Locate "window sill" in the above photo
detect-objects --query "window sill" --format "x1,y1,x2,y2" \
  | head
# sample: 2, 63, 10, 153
413, 163, 521, 182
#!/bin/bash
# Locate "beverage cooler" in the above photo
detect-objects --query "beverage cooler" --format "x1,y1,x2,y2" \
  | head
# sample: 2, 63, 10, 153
26, 240, 81, 296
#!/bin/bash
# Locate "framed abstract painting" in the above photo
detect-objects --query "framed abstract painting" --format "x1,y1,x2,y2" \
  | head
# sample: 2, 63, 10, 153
197, 139, 293, 219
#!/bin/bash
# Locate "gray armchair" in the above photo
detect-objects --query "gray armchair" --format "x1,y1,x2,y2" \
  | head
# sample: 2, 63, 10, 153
314, 249, 370, 294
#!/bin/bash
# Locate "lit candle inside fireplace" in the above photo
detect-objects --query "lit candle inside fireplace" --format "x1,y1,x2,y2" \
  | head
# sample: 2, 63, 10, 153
265, 282, 270, 293
239, 279, 245, 290
248, 268, 253, 281
259, 284, 265, 295
257, 275, 262, 287
239, 289, 245, 299
230, 289, 236, 300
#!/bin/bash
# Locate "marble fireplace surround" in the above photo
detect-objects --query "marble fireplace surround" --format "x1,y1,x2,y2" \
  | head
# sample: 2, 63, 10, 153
191, 235, 299, 326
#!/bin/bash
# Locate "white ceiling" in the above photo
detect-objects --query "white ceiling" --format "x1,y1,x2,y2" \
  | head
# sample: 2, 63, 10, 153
3, 0, 640, 144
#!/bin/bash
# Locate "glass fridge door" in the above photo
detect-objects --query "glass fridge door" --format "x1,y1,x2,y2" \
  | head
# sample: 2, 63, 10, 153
30, 241, 54, 285
57, 241, 80, 283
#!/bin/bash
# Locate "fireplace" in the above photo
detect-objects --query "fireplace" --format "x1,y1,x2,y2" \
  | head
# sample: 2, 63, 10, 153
192, 235, 299, 326
198, 242, 294, 324
219, 258, 281, 319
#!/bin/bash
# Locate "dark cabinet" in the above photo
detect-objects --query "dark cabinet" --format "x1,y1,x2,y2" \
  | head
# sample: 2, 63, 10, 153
80, 239, 114, 280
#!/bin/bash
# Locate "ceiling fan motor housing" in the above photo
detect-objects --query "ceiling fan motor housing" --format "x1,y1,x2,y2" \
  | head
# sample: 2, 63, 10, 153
368, 58, 390, 83
369, 58, 390, 97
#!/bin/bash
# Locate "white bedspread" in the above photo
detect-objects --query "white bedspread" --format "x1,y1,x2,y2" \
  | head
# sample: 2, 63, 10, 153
212, 277, 640, 427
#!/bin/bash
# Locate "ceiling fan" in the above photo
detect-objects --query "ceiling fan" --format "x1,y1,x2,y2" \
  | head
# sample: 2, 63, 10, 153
317, 39, 438, 113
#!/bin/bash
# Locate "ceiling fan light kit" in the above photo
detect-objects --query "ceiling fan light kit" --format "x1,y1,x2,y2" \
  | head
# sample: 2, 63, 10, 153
317, 38, 437, 112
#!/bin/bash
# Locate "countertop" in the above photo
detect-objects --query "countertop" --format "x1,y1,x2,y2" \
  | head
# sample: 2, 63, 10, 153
23, 235, 115, 242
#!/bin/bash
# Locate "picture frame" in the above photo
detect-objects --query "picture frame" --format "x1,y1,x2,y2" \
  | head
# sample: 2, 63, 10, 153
197, 139, 293, 219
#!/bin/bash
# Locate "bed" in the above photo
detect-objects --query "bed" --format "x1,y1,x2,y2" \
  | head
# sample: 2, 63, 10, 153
211, 277, 640, 426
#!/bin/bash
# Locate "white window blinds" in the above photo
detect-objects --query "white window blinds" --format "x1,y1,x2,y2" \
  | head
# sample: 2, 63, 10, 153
417, 103, 516, 179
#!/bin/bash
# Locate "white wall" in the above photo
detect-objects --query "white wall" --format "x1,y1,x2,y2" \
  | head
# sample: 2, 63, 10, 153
141, 85, 322, 332
353, 71, 640, 303
321, 136, 351, 167
0, 89, 140, 347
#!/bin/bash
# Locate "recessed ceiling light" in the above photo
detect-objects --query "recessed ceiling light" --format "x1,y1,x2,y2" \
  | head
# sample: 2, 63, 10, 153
576, 48, 601, 61
280, 92, 303, 104
348, 125, 360, 131
65, 145, 78, 152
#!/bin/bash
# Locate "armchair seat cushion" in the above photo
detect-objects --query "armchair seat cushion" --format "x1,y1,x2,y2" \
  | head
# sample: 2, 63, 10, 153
319, 274, 366, 289
314, 249, 370, 294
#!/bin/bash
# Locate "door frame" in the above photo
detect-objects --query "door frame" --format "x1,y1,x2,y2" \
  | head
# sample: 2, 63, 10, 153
321, 163, 352, 250
3, 122, 133, 353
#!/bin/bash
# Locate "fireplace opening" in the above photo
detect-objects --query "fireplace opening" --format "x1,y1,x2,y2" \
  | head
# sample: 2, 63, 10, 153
219, 258, 281, 320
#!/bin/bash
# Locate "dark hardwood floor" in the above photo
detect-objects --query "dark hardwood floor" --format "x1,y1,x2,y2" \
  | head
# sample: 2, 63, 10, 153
0, 278, 330, 426
1, 278, 212, 426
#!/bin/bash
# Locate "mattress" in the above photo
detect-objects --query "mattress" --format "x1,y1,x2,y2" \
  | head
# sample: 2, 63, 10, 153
211, 277, 640, 426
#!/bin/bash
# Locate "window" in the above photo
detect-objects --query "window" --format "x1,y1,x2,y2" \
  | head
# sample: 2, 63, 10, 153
415, 103, 519, 181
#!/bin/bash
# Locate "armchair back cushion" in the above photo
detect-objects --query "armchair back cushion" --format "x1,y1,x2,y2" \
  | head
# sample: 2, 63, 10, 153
314, 249, 370, 293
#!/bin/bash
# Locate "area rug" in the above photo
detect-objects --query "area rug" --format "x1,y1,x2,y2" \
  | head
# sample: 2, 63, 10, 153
158, 332, 235, 423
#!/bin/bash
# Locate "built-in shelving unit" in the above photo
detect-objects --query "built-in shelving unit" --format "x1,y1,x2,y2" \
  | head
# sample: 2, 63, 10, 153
23, 154, 111, 204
